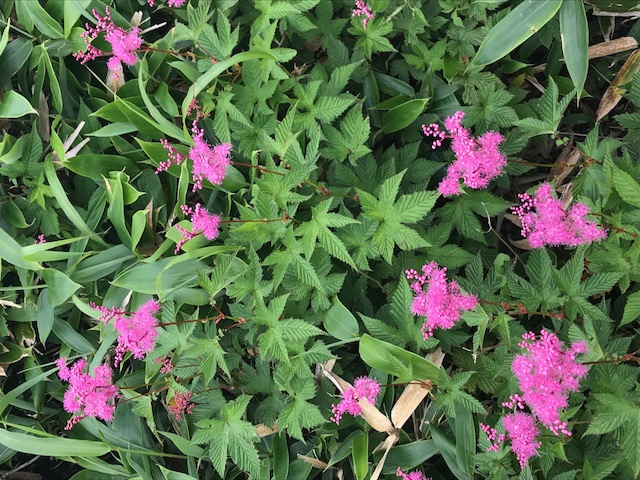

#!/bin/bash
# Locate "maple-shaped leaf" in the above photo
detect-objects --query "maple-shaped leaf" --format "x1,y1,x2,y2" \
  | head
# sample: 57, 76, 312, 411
277, 376, 325, 441
253, 295, 324, 363
357, 170, 437, 263
192, 395, 260, 477
297, 199, 359, 268
264, 229, 325, 293
516, 77, 575, 138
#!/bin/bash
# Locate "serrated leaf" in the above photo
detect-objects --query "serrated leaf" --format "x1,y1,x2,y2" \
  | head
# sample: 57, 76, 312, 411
612, 165, 640, 208
621, 291, 640, 326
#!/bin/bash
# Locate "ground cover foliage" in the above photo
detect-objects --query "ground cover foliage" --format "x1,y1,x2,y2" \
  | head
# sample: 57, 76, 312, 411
2, 0, 640, 478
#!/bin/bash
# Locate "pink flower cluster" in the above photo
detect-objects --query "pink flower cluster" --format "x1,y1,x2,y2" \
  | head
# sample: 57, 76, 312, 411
502, 412, 541, 468
331, 377, 380, 424
175, 203, 222, 253
396, 468, 430, 480
92, 299, 161, 367
353, 1, 374, 28
169, 391, 195, 420
57, 358, 119, 429
422, 111, 507, 197
482, 331, 587, 468
406, 262, 478, 339
480, 423, 505, 452
512, 330, 588, 435
148, 0, 186, 6
73, 7, 143, 78
157, 120, 232, 192
156, 356, 174, 374
511, 183, 607, 248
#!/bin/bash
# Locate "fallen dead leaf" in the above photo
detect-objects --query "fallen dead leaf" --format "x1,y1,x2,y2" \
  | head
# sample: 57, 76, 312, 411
534, 36, 639, 73
370, 432, 399, 480
596, 48, 640, 122
255, 421, 277, 437
390, 349, 444, 429
322, 369, 395, 433
297, 454, 329, 469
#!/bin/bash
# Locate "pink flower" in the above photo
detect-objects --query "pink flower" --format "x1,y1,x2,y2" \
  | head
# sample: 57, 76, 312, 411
510, 330, 587, 436
331, 377, 380, 424
396, 468, 430, 480
422, 111, 507, 196
353, 1, 374, 28
503, 412, 541, 468
149, 0, 186, 6
511, 183, 607, 248
156, 120, 232, 192
57, 358, 119, 429
92, 300, 160, 367
190, 124, 232, 191
168, 391, 195, 420
175, 203, 222, 253
73, 8, 143, 79
156, 356, 174, 374
480, 422, 506, 452
406, 262, 478, 339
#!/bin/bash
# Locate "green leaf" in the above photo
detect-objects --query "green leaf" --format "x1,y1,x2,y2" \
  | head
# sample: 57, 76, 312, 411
106, 173, 132, 248
0, 227, 42, 270
559, 0, 589, 100
352, 431, 369, 480
53, 316, 95, 354
0, 428, 110, 457
359, 334, 441, 382
113, 253, 233, 296
159, 466, 198, 480
621, 409, 640, 477
357, 171, 434, 263
453, 403, 476, 478
379, 441, 438, 474
612, 166, 640, 208
44, 155, 107, 247
64, 0, 91, 38
37, 289, 54, 344
471, 0, 563, 68
621, 291, 640, 326
431, 425, 471, 480
0, 19, 10, 56
0, 38, 32, 86
41, 269, 82, 307
323, 296, 360, 341
158, 431, 205, 457
64, 155, 140, 179
15, 1, 64, 38
380, 98, 429, 133
193, 395, 260, 477
0, 91, 37, 118
182, 51, 276, 126
272, 433, 289, 480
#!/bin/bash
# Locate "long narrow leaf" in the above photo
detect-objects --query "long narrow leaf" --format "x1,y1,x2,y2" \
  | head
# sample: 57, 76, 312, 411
0, 428, 111, 457
471, 0, 563, 68
560, 0, 589, 99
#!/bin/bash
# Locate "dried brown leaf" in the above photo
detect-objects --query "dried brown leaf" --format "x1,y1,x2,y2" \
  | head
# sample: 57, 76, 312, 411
550, 146, 582, 187
297, 455, 329, 469
534, 37, 639, 73
596, 49, 640, 122
322, 369, 394, 433
256, 422, 277, 437
390, 349, 444, 428
370, 433, 399, 480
